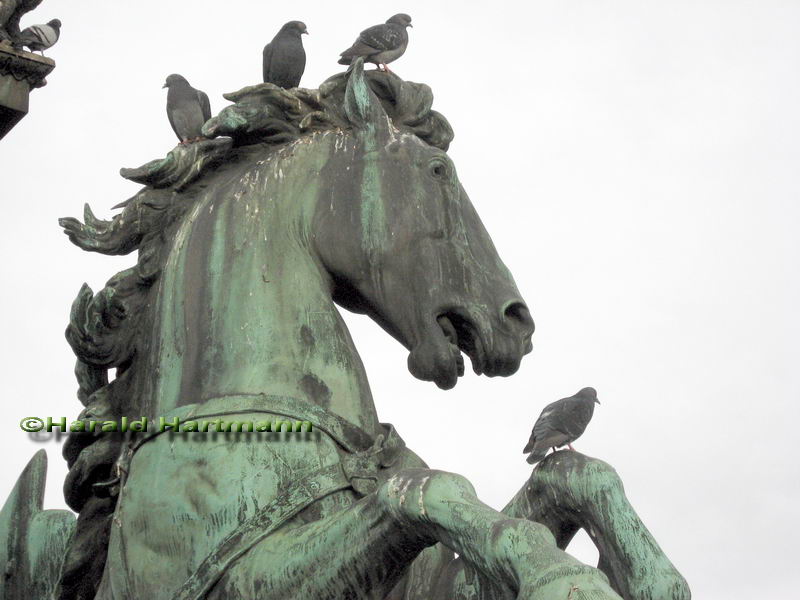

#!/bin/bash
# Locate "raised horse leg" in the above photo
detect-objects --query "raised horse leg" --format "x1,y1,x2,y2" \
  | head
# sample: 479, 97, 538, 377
500, 451, 690, 600
210, 468, 621, 600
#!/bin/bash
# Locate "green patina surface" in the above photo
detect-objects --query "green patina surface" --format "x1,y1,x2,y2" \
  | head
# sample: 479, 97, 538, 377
1, 59, 689, 600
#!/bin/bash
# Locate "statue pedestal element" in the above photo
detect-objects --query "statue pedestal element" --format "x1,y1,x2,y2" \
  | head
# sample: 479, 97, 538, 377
0, 42, 54, 140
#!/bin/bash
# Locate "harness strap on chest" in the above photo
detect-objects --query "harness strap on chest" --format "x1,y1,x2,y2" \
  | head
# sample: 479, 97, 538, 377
171, 461, 351, 600
121, 393, 379, 469
96, 393, 396, 495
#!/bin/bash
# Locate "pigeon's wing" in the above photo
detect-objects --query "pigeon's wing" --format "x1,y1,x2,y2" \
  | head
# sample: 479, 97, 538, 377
295, 47, 307, 85
358, 23, 404, 52
38, 25, 59, 46
166, 105, 181, 141
197, 90, 212, 122
262, 42, 274, 82
23, 24, 58, 49
522, 400, 561, 453
340, 24, 404, 59
549, 397, 593, 439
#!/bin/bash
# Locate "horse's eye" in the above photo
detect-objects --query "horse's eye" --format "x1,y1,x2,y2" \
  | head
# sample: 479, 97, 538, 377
430, 161, 449, 180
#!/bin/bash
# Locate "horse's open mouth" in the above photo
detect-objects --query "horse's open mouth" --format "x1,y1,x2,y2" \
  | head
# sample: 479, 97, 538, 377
437, 312, 486, 376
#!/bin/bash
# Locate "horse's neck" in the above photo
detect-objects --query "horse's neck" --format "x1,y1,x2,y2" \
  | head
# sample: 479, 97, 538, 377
147, 137, 379, 433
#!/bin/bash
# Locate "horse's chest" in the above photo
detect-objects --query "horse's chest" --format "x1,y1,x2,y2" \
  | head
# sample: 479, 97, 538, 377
104, 424, 342, 598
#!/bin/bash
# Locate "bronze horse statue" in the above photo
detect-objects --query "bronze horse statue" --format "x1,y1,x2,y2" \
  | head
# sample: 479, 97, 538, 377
1, 59, 689, 600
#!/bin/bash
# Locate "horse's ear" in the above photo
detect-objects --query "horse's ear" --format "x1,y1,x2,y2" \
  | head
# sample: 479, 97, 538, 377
344, 58, 391, 134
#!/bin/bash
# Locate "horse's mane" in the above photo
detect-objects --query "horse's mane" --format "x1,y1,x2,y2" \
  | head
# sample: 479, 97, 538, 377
121, 69, 453, 191
53, 67, 454, 600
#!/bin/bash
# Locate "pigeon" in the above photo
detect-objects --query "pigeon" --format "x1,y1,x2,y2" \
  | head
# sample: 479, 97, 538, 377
162, 74, 212, 144
16, 18, 60, 55
523, 387, 600, 464
338, 13, 412, 72
262, 21, 308, 88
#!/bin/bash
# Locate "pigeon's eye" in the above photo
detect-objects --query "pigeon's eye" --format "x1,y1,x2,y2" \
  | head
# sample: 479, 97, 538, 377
429, 159, 450, 180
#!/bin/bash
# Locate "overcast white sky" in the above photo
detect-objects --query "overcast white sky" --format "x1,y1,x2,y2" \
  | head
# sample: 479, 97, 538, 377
2, 1, 799, 598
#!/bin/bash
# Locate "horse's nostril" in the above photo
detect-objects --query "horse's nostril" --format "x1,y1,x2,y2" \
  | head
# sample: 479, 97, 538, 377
502, 301, 534, 331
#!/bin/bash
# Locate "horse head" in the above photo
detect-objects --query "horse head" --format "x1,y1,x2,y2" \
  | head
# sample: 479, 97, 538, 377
313, 60, 535, 390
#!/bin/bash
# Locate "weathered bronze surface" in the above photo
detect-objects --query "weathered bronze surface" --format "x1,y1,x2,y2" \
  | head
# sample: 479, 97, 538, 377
0, 44, 54, 139
1, 59, 690, 600
0, 0, 53, 137
0, 0, 43, 43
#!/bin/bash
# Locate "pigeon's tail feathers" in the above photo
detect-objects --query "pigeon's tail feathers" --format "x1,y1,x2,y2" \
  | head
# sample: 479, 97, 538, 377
526, 450, 547, 465
17, 30, 41, 47
339, 44, 360, 59
340, 41, 378, 61
522, 436, 536, 454
16, 32, 37, 47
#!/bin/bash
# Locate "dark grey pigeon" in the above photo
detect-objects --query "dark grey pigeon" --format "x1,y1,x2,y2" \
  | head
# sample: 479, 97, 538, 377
338, 13, 412, 72
523, 387, 600, 464
263, 21, 308, 88
16, 18, 60, 54
162, 74, 212, 144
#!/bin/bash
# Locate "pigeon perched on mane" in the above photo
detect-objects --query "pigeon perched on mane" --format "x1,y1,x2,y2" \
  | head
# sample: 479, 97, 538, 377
338, 13, 412, 72
262, 20, 308, 88
523, 387, 600, 464
162, 74, 212, 144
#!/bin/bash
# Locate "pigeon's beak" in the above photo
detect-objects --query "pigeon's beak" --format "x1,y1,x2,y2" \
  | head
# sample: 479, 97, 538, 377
408, 24, 413, 28
162, 83, 168, 89
303, 28, 309, 35
595, 399, 601, 405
